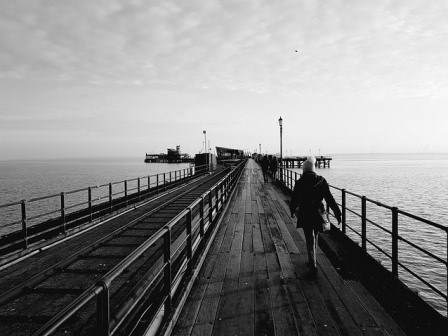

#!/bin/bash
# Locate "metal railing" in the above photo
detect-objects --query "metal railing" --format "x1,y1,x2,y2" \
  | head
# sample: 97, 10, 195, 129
0, 164, 209, 258
33, 159, 246, 336
277, 166, 447, 315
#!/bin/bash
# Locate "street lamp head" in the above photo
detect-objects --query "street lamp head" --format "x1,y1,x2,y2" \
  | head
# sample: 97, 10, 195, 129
278, 117, 283, 127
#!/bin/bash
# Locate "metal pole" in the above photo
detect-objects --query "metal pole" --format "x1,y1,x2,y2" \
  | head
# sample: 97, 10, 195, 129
208, 191, 213, 224
186, 209, 192, 271
280, 125, 283, 181
392, 207, 399, 278
341, 189, 346, 234
60, 192, 66, 234
88, 187, 92, 222
361, 196, 366, 251
200, 197, 205, 236
137, 178, 141, 200
96, 281, 110, 336
164, 229, 172, 315
21, 200, 28, 249
109, 183, 112, 212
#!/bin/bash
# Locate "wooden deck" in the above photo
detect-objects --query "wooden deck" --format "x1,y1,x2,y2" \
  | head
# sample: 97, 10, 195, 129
172, 159, 406, 336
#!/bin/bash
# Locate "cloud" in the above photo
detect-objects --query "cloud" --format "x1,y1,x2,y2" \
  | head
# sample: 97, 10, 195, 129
0, 0, 447, 97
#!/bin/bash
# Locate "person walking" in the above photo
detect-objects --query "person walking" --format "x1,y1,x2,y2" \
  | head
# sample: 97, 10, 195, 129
260, 156, 269, 183
270, 157, 278, 179
289, 157, 341, 275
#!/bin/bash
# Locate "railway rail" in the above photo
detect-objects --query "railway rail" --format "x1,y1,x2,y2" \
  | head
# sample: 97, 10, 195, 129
0, 160, 246, 336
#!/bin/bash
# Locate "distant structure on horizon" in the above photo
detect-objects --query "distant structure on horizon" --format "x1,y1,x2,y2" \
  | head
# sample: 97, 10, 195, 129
145, 145, 193, 163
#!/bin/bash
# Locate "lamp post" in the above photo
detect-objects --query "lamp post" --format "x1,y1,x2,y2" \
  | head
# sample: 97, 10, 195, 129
259, 143, 261, 155
278, 117, 283, 181
203, 130, 207, 153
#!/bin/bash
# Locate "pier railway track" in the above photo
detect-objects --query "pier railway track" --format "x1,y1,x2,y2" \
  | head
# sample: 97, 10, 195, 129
0, 165, 239, 336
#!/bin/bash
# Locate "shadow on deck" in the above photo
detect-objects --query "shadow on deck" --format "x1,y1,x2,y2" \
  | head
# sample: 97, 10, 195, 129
172, 159, 405, 336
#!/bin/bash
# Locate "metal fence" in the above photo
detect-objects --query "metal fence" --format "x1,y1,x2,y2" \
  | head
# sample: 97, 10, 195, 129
0, 165, 209, 259
278, 166, 447, 315
33, 160, 246, 336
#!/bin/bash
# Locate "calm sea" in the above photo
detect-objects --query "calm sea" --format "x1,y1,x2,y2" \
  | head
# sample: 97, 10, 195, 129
0, 154, 446, 314
291, 153, 448, 315
0, 157, 191, 235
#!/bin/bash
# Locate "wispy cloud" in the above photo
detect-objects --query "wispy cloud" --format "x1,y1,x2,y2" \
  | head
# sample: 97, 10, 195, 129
1, 0, 447, 97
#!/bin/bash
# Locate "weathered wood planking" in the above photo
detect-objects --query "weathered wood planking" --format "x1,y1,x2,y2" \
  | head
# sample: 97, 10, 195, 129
172, 159, 406, 336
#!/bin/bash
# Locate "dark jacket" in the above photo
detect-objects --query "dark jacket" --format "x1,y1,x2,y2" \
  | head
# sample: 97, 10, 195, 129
261, 158, 269, 172
290, 172, 341, 229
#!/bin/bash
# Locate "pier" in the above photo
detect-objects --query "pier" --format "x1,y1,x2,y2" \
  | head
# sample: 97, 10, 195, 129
282, 155, 332, 168
172, 160, 405, 336
0, 159, 446, 335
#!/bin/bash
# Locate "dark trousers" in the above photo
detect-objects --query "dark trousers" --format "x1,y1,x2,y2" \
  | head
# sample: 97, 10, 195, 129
262, 170, 268, 182
303, 226, 319, 268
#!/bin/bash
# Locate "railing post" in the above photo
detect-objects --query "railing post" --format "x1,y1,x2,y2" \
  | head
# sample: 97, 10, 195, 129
186, 209, 192, 271
361, 196, 367, 251
392, 207, 399, 278
208, 190, 213, 224
137, 177, 141, 200
96, 281, 110, 336
341, 189, 346, 234
215, 188, 219, 214
124, 180, 128, 206
220, 183, 224, 205
200, 197, 205, 236
109, 183, 112, 212
164, 228, 172, 316
164, 173, 166, 189
21, 200, 28, 249
156, 174, 159, 193
88, 187, 93, 222
60, 192, 66, 234
170, 171, 172, 183
148, 176, 150, 192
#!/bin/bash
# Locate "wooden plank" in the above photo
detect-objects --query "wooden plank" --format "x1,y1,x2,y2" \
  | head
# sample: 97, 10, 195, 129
266, 259, 298, 335
211, 279, 240, 336
265, 214, 295, 279
290, 253, 342, 336
317, 255, 381, 327
256, 196, 265, 214
190, 281, 223, 336
253, 220, 264, 254
254, 277, 275, 336
219, 213, 238, 253
173, 282, 208, 335
213, 251, 254, 336
283, 279, 318, 336
242, 214, 253, 252
346, 280, 407, 336
264, 196, 299, 254
259, 214, 275, 253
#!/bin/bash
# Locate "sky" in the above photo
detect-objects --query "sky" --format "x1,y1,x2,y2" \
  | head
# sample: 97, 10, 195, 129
1, 0, 448, 160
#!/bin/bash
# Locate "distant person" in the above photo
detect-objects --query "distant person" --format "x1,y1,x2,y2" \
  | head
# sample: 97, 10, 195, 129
260, 156, 269, 183
270, 157, 278, 179
289, 157, 341, 276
